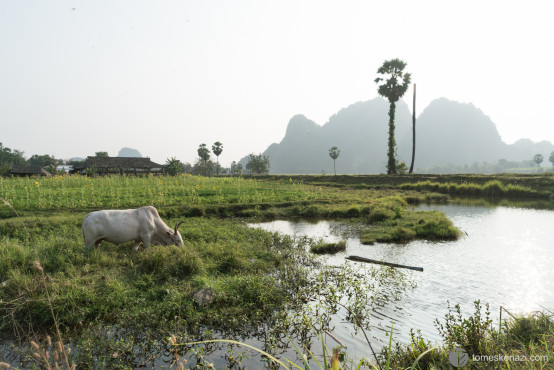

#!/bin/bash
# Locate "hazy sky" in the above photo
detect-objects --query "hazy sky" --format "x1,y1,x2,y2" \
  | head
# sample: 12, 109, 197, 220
1, 1, 553, 165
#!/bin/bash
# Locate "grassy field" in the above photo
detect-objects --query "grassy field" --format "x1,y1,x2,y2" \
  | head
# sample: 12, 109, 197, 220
253, 173, 554, 195
0, 173, 552, 368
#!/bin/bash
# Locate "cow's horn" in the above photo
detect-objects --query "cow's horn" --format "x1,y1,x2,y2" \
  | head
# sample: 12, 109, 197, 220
174, 221, 185, 233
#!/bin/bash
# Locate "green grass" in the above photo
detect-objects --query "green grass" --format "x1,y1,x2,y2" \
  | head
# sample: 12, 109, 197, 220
358, 196, 461, 244
0, 198, 408, 367
0, 174, 336, 217
1, 173, 550, 368
0, 216, 292, 332
250, 173, 554, 196
310, 240, 347, 254
397, 179, 548, 198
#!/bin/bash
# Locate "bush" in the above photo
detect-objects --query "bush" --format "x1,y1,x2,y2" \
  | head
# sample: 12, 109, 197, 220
435, 300, 492, 355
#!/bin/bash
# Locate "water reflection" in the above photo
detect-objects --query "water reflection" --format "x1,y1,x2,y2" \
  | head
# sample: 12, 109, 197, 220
250, 205, 554, 346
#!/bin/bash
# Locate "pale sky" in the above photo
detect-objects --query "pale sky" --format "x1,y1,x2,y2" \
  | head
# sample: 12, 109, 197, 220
1, 1, 553, 166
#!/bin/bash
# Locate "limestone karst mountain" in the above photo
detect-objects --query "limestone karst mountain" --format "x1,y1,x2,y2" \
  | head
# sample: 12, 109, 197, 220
118, 147, 143, 157
243, 97, 553, 174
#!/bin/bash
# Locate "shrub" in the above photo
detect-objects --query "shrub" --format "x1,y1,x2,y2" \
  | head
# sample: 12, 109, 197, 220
435, 300, 492, 355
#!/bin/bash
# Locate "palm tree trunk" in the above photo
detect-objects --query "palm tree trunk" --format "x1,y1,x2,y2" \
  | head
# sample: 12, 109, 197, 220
409, 84, 416, 174
333, 159, 336, 176
387, 102, 397, 174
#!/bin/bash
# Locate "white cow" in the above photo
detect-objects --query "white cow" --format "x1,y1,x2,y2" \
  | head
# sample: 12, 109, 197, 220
82, 206, 184, 252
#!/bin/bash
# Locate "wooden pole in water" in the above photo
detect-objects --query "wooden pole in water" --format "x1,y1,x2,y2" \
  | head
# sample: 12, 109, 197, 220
346, 255, 424, 272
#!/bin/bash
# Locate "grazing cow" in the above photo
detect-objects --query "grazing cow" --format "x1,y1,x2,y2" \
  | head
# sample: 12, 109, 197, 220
82, 206, 184, 252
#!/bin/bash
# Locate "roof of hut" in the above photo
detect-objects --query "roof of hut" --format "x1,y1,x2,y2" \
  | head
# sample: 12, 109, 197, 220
72, 156, 163, 170
9, 165, 52, 176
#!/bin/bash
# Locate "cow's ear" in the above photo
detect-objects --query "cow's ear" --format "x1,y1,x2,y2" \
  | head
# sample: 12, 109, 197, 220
167, 230, 173, 235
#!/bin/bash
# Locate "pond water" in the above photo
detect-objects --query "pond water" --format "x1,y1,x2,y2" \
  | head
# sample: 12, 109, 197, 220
250, 204, 554, 349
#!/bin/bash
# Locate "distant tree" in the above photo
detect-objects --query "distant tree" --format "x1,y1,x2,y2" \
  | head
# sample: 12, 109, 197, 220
197, 144, 211, 176
375, 58, 411, 174
550, 152, 554, 169
165, 157, 185, 176
28, 154, 60, 172
533, 154, 544, 172
95, 151, 109, 157
246, 153, 270, 175
397, 160, 408, 174
183, 162, 193, 173
328, 146, 340, 176
192, 158, 214, 176
230, 161, 243, 176
0, 142, 26, 168
212, 142, 223, 175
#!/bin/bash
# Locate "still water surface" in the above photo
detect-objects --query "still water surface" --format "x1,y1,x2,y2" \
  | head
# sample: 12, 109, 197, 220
251, 204, 554, 347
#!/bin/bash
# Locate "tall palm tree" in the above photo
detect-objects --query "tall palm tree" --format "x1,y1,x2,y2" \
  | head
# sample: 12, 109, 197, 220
212, 142, 223, 175
375, 59, 411, 174
328, 146, 340, 176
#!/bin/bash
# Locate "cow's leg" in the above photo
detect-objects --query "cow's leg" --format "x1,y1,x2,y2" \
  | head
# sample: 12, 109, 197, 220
132, 240, 142, 253
142, 237, 151, 250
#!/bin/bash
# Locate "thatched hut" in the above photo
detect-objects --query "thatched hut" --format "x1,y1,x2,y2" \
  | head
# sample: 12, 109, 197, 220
71, 156, 164, 176
9, 165, 52, 177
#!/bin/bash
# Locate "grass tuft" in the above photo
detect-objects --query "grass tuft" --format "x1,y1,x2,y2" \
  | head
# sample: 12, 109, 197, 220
310, 240, 347, 254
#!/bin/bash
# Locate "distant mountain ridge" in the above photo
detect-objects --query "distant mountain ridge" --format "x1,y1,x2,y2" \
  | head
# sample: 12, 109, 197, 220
246, 97, 554, 174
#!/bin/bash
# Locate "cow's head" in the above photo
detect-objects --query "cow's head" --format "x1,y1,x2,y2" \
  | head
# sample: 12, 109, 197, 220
166, 221, 184, 247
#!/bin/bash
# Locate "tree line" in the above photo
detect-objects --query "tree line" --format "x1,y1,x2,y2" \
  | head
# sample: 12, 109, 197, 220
0, 142, 66, 176
164, 142, 271, 176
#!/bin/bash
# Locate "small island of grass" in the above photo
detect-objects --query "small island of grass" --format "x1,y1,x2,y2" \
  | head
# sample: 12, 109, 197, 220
310, 240, 347, 254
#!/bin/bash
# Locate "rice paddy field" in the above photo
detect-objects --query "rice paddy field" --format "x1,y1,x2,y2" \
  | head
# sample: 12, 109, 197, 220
0, 173, 553, 368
